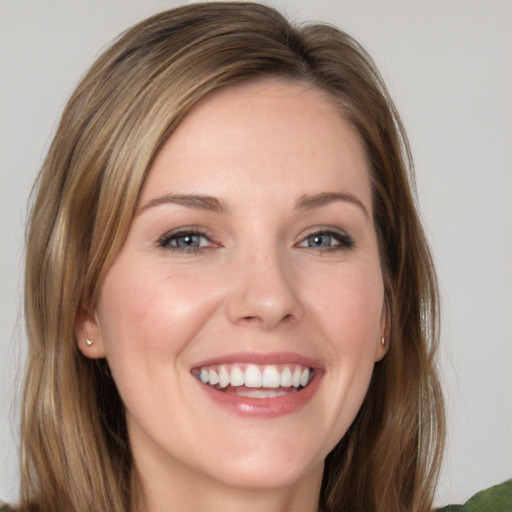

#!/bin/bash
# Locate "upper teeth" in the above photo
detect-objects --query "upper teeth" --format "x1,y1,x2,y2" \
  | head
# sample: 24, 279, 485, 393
196, 364, 313, 389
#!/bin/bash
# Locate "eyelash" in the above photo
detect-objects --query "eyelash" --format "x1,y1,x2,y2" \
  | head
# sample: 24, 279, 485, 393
296, 229, 355, 253
157, 229, 215, 254
156, 228, 355, 254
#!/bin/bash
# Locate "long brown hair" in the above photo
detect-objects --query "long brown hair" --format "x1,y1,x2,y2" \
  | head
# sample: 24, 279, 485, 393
20, 3, 444, 511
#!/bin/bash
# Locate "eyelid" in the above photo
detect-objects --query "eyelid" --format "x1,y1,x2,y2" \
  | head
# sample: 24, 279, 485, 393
296, 226, 355, 250
155, 225, 354, 253
156, 227, 218, 251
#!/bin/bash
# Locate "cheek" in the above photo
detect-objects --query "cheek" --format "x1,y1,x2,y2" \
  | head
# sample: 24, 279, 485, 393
97, 260, 224, 367
307, 264, 384, 347
285, 263, 384, 452
94, 262, 226, 433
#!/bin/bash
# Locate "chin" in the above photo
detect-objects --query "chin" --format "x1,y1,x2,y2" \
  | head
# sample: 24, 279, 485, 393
191, 434, 327, 491
206, 458, 321, 491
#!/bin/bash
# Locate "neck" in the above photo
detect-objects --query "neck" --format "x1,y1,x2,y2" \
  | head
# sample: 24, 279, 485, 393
131, 455, 324, 512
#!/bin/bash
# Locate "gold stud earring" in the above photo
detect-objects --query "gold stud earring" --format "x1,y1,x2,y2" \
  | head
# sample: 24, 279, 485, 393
381, 337, 386, 347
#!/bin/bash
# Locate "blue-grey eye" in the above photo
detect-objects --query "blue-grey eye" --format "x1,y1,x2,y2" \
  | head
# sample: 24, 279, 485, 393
173, 233, 201, 247
157, 230, 211, 251
306, 233, 333, 248
298, 230, 354, 251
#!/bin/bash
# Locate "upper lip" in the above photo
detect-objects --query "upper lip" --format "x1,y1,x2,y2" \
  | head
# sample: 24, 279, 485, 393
190, 351, 323, 370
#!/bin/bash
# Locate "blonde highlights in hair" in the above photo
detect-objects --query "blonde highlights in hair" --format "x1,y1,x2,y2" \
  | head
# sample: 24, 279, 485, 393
20, 3, 444, 511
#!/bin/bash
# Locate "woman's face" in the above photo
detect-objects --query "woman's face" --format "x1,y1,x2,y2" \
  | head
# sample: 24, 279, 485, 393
79, 79, 387, 492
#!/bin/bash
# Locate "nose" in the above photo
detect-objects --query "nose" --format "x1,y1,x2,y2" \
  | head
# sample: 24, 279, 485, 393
225, 246, 304, 330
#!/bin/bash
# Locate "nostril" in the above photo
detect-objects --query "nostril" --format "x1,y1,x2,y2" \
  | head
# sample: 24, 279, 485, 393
240, 312, 295, 329
281, 314, 294, 324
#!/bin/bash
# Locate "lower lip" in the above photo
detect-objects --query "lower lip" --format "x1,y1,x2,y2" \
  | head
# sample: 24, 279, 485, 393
195, 372, 322, 418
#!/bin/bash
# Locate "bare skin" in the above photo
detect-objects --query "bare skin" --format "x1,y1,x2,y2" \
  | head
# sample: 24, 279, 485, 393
77, 78, 386, 512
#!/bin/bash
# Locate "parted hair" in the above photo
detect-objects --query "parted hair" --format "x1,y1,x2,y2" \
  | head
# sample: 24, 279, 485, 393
19, 2, 444, 511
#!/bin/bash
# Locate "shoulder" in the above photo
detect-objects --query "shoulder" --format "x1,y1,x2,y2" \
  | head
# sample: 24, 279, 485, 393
437, 480, 512, 512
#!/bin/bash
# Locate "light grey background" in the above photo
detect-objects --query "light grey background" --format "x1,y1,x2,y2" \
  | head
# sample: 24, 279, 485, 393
1, 0, 511, 506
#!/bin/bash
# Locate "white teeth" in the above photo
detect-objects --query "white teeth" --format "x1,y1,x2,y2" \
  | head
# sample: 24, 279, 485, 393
280, 367, 292, 387
262, 365, 281, 388
208, 369, 219, 386
244, 364, 262, 388
196, 363, 315, 391
219, 366, 230, 388
300, 368, 310, 387
230, 366, 245, 387
292, 367, 302, 387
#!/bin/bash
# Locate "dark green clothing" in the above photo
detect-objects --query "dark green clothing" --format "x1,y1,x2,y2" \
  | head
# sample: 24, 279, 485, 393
437, 480, 512, 512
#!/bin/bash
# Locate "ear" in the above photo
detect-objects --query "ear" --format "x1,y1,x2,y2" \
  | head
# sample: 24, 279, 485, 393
75, 305, 107, 359
374, 298, 390, 362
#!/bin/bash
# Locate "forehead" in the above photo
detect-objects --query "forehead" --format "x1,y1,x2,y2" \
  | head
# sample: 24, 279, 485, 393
140, 78, 371, 212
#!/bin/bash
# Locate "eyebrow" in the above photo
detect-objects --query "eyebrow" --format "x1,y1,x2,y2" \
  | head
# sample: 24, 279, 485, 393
138, 191, 369, 218
295, 192, 369, 219
138, 194, 228, 214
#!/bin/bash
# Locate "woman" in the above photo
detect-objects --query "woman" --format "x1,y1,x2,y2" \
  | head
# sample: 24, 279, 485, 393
1, 2, 509, 511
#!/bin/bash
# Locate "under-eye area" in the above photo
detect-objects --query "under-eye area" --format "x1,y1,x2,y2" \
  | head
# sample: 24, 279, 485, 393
192, 364, 315, 398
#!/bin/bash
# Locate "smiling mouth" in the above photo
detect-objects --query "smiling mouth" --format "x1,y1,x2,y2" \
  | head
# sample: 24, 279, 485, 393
192, 363, 314, 398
